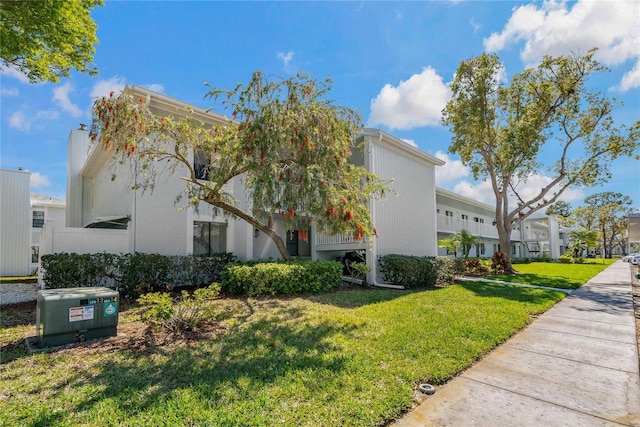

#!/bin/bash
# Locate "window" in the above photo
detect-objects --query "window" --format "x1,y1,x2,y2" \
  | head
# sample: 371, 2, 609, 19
473, 217, 484, 223
445, 210, 453, 225
194, 150, 211, 181
31, 246, 39, 263
476, 243, 485, 255
461, 214, 468, 221
32, 211, 44, 228
512, 245, 518, 255
193, 222, 226, 255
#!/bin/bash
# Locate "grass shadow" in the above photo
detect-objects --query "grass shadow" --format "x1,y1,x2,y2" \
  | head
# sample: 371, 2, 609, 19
31, 302, 356, 425
458, 281, 567, 305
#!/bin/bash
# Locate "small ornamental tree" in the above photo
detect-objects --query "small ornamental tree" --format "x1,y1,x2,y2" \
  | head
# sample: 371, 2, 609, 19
92, 71, 391, 260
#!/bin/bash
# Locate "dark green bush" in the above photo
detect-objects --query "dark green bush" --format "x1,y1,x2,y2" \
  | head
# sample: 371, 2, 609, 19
40, 252, 236, 299
378, 254, 439, 288
511, 257, 532, 264
222, 260, 342, 296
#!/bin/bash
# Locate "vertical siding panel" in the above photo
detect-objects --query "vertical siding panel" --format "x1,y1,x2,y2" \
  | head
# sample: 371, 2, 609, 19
0, 169, 31, 276
371, 143, 438, 258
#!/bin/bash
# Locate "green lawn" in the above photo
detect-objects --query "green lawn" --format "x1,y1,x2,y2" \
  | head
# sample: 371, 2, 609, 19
0, 283, 566, 427
487, 259, 614, 289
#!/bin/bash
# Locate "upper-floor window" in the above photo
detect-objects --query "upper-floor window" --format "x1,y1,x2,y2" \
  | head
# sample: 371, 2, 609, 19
32, 211, 44, 228
461, 214, 468, 221
194, 150, 210, 181
445, 210, 453, 217
473, 217, 484, 223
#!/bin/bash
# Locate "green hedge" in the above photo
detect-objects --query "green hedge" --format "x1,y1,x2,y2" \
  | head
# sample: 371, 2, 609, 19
40, 252, 236, 299
378, 254, 439, 288
222, 260, 342, 296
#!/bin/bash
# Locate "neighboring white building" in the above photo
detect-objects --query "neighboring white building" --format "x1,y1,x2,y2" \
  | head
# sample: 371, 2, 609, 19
1, 169, 31, 276
30, 193, 65, 273
0, 169, 65, 276
435, 188, 569, 259
40, 86, 445, 286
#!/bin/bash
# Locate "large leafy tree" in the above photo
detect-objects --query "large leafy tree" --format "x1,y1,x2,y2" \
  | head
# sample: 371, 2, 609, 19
0, 0, 102, 83
92, 71, 391, 260
581, 192, 633, 258
545, 201, 573, 227
442, 49, 639, 273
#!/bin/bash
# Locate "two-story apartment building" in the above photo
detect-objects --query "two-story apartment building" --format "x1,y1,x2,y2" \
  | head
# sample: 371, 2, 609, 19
435, 188, 568, 259
39, 86, 445, 286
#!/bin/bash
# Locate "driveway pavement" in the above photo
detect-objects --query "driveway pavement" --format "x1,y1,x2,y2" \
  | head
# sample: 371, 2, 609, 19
394, 261, 640, 427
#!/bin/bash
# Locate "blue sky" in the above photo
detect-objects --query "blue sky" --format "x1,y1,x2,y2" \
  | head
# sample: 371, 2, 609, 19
1, 0, 639, 211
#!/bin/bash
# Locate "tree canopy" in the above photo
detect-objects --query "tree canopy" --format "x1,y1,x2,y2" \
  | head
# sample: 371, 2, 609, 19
442, 49, 639, 272
0, 0, 102, 83
92, 71, 391, 260
581, 192, 633, 258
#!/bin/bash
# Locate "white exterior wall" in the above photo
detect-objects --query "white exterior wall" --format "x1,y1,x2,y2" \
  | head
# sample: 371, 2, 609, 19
0, 169, 31, 276
67, 128, 91, 227
30, 202, 65, 272
369, 140, 438, 257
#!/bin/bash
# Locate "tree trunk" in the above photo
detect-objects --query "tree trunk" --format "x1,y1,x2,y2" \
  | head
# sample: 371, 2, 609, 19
206, 197, 294, 261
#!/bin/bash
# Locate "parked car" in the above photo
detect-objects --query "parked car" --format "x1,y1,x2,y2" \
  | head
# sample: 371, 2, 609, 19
631, 255, 640, 266
623, 253, 640, 262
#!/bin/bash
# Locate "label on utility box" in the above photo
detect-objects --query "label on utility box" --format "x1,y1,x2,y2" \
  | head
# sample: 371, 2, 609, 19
69, 305, 94, 322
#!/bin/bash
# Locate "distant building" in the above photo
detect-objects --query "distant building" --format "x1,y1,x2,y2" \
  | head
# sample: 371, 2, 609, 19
1, 169, 31, 276
628, 212, 640, 253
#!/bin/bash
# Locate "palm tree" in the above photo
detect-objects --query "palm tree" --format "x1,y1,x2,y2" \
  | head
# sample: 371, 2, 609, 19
438, 238, 458, 257
455, 229, 477, 260
568, 229, 598, 258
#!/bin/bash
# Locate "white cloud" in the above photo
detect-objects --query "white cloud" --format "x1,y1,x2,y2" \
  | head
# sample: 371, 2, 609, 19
9, 109, 59, 133
619, 60, 640, 91
368, 67, 451, 130
89, 76, 127, 99
1, 67, 30, 83
401, 138, 418, 147
469, 17, 481, 33
9, 111, 30, 132
144, 83, 165, 93
277, 51, 295, 74
30, 172, 51, 189
452, 172, 584, 209
434, 150, 470, 184
52, 82, 82, 117
1, 87, 19, 97
484, 0, 640, 90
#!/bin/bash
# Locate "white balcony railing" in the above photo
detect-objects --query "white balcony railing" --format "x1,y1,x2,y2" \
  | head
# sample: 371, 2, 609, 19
315, 232, 368, 247
436, 214, 499, 239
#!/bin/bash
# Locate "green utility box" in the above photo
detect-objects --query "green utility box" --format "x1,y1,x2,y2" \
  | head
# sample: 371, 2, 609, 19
36, 287, 119, 348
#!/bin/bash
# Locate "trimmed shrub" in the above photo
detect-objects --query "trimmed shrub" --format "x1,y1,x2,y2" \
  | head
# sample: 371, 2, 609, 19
559, 255, 573, 264
40, 252, 237, 299
222, 260, 342, 296
378, 254, 439, 288
511, 257, 532, 264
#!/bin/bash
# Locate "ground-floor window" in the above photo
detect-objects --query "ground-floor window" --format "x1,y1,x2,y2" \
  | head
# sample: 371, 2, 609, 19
31, 245, 39, 263
193, 222, 227, 255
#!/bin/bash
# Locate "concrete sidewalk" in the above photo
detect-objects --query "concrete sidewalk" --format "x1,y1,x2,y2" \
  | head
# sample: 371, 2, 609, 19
394, 261, 640, 427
